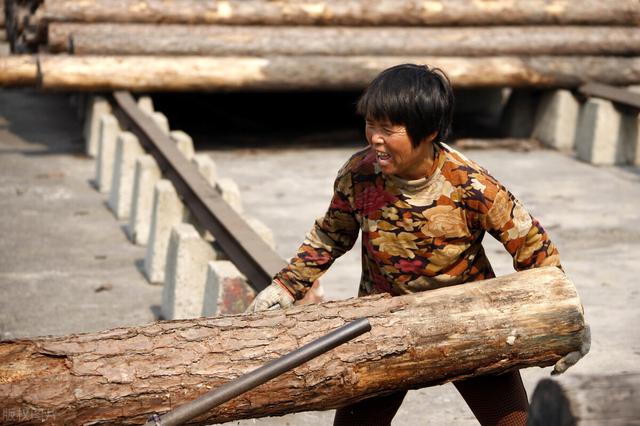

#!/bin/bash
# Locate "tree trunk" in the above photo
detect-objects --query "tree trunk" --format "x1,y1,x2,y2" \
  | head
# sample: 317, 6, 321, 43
0, 55, 38, 86
33, 54, 640, 91
528, 374, 640, 425
0, 267, 587, 425
36, 0, 640, 26
46, 24, 640, 57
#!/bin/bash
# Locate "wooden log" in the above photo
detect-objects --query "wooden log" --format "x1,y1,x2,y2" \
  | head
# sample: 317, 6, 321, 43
0, 267, 587, 425
0, 55, 38, 85
35, 55, 640, 91
36, 0, 640, 26
528, 374, 640, 425
46, 23, 640, 57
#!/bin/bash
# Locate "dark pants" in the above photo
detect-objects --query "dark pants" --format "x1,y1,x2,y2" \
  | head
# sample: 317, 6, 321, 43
333, 370, 529, 426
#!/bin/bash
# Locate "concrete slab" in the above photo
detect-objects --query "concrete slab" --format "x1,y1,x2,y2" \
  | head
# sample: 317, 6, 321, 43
128, 154, 161, 245
170, 130, 195, 160
0, 89, 161, 338
83, 96, 111, 158
137, 96, 154, 115
95, 113, 121, 193
161, 223, 217, 320
575, 98, 622, 165
107, 131, 145, 219
532, 89, 580, 152
144, 179, 186, 284
193, 152, 218, 185
151, 111, 170, 134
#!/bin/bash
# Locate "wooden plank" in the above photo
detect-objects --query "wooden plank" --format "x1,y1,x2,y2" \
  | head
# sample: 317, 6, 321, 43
0, 267, 587, 425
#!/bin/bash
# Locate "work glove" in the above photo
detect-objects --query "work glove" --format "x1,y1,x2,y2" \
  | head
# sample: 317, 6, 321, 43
245, 280, 295, 313
552, 324, 591, 375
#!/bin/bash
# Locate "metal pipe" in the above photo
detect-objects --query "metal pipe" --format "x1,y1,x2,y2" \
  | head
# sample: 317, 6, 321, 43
145, 317, 371, 426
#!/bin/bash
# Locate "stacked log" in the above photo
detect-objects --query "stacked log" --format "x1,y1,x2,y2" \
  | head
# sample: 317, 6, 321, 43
0, 267, 588, 425
1, 0, 639, 90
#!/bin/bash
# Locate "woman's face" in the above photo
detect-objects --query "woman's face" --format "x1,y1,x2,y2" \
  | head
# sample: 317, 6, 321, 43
365, 120, 434, 180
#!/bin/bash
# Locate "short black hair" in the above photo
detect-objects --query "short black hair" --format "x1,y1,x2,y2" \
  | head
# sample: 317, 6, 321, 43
356, 64, 455, 147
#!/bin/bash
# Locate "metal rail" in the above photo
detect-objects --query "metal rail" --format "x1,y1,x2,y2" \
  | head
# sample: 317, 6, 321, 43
144, 318, 372, 426
577, 82, 640, 111
111, 91, 287, 292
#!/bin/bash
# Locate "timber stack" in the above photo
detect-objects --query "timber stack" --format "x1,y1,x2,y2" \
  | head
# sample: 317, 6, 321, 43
1, 0, 640, 91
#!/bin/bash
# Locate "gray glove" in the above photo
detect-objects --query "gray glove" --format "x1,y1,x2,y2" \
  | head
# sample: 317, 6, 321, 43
552, 324, 591, 375
245, 280, 295, 313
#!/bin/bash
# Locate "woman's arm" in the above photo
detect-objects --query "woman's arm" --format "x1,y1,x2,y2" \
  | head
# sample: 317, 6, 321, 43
465, 171, 561, 271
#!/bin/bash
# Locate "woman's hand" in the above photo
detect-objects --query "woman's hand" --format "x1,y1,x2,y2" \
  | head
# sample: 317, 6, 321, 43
552, 324, 591, 375
245, 280, 295, 313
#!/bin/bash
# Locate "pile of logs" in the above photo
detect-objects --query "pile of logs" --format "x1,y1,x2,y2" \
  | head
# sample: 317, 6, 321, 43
1, 0, 640, 90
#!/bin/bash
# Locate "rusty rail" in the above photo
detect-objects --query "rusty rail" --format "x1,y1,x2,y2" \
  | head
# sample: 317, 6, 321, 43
110, 91, 286, 292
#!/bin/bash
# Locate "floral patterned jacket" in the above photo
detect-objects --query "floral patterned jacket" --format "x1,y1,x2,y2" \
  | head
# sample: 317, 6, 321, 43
275, 143, 561, 299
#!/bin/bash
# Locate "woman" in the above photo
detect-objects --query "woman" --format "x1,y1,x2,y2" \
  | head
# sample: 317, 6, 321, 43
247, 64, 571, 425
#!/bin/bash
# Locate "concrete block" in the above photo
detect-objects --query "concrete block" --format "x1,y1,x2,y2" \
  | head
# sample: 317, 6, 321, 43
137, 96, 154, 115
151, 111, 170, 134
193, 153, 218, 186
202, 260, 255, 316
128, 155, 161, 245
218, 177, 243, 214
619, 112, 640, 166
95, 114, 121, 193
83, 96, 111, 157
144, 180, 186, 284
162, 223, 217, 320
532, 90, 580, 151
170, 130, 195, 160
575, 99, 622, 166
245, 216, 276, 250
108, 132, 145, 219
500, 89, 540, 138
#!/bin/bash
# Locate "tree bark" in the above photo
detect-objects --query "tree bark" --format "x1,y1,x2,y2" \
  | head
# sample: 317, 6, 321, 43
46, 24, 640, 57
36, 0, 640, 26
0, 267, 587, 425
0, 55, 38, 86
33, 54, 640, 91
528, 374, 640, 425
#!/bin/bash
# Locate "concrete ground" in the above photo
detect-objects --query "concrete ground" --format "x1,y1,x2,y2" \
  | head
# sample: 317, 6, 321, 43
1, 89, 638, 424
